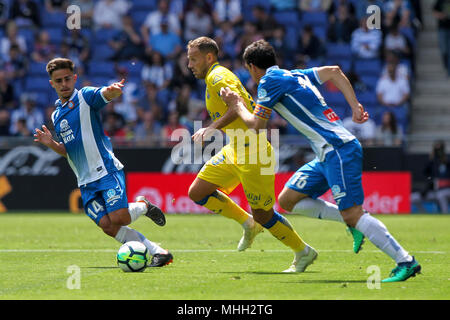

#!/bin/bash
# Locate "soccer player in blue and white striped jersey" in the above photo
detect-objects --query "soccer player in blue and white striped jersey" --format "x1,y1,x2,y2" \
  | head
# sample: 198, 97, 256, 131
220, 40, 420, 282
33, 58, 173, 267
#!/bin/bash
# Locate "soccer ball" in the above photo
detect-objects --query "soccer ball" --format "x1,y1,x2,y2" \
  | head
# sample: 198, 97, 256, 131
117, 241, 149, 272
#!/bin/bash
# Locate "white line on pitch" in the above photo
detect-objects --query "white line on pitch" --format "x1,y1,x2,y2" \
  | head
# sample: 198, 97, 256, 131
0, 249, 445, 254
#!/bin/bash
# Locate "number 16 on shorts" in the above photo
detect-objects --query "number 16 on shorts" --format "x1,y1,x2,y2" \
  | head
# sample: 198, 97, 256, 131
291, 172, 309, 190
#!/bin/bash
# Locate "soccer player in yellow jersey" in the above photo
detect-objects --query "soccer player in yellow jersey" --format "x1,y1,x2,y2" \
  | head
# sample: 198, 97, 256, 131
186, 37, 317, 272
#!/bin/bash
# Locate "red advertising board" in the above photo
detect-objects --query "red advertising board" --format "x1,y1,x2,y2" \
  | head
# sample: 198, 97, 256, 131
127, 172, 411, 214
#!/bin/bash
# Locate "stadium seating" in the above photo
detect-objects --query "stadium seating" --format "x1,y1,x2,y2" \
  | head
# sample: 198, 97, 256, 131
131, 0, 157, 11
354, 59, 382, 77
29, 62, 49, 76
91, 44, 115, 61
41, 11, 66, 28
88, 61, 116, 78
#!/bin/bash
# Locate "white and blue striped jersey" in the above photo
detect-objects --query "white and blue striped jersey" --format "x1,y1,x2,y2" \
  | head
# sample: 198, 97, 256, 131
256, 66, 355, 161
51, 87, 124, 186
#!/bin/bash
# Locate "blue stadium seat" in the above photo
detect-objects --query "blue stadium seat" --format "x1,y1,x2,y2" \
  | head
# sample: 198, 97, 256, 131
29, 91, 50, 108
94, 28, 119, 44
92, 44, 115, 61
29, 63, 49, 79
357, 90, 378, 106
243, 0, 272, 21
300, 11, 328, 27
285, 26, 299, 51
354, 59, 382, 76
46, 28, 64, 45
273, 11, 301, 29
25, 76, 51, 91
17, 28, 35, 53
130, 11, 149, 28
306, 59, 324, 68
118, 61, 144, 78
326, 43, 352, 60
131, 0, 157, 11
90, 77, 112, 87
313, 25, 327, 41
41, 11, 66, 28
360, 75, 380, 91
400, 26, 416, 48
88, 61, 116, 78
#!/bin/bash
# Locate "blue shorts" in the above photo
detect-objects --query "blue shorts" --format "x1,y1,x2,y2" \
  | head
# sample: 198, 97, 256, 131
80, 170, 128, 225
286, 139, 364, 211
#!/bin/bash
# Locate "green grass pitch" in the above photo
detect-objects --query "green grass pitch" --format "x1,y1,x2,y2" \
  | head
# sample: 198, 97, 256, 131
0, 213, 449, 300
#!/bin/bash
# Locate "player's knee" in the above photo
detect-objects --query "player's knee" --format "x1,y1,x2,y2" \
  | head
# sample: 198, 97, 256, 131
109, 209, 131, 226
188, 185, 205, 203
341, 206, 364, 227
278, 193, 295, 212
98, 216, 115, 237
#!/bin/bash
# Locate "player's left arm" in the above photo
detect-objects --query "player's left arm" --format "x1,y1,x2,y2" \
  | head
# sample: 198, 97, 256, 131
219, 87, 268, 131
101, 79, 125, 102
315, 66, 369, 124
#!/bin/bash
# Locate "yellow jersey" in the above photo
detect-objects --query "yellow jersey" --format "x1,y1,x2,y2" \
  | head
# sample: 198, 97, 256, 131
204, 62, 255, 133
198, 62, 276, 210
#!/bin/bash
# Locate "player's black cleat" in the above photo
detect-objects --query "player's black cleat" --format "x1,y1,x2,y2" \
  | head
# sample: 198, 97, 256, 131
136, 196, 166, 226
149, 251, 173, 267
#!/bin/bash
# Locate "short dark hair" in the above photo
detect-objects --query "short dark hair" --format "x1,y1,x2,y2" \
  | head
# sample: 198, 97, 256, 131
46, 58, 74, 76
187, 36, 219, 57
243, 40, 277, 70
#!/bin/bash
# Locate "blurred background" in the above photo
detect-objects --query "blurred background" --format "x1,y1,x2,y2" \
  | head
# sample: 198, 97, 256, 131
0, 0, 448, 215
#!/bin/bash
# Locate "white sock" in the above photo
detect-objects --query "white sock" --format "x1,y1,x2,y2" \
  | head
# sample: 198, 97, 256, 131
128, 202, 147, 223
355, 213, 411, 263
114, 226, 166, 255
291, 198, 344, 223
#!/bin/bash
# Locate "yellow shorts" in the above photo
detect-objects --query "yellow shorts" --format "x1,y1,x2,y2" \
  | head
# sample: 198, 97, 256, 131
197, 140, 276, 211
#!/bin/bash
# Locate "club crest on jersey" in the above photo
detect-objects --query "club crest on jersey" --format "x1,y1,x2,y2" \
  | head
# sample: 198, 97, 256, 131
212, 75, 222, 85
59, 119, 75, 143
257, 88, 270, 103
323, 108, 340, 122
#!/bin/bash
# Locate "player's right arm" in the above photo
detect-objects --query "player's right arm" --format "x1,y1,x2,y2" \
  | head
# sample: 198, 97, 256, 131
315, 66, 369, 124
220, 87, 268, 131
34, 125, 67, 157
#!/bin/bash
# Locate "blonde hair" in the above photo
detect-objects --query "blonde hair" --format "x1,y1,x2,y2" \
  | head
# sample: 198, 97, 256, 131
187, 36, 219, 57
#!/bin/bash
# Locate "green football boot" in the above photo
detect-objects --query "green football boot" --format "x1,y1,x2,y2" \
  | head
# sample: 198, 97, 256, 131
347, 226, 365, 253
382, 257, 421, 283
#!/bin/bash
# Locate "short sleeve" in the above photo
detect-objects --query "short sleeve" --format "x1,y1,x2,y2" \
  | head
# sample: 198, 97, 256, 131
294, 67, 324, 87
256, 75, 283, 110
81, 86, 110, 110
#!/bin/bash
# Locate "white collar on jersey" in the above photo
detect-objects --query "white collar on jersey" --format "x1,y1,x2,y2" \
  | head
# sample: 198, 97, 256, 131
56, 89, 78, 108
267, 65, 280, 72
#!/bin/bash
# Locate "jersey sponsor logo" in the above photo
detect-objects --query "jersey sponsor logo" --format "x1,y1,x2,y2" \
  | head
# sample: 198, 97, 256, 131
208, 110, 221, 121
323, 108, 340, 122
59, 119, 75, 144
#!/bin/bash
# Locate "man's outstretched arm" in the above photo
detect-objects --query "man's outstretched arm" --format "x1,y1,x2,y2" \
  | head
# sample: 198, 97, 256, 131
316, 66, 369, 124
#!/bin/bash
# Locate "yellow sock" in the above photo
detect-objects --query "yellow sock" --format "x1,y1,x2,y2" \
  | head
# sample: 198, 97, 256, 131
198, 190, 251, 225
264, 212, 306, 252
